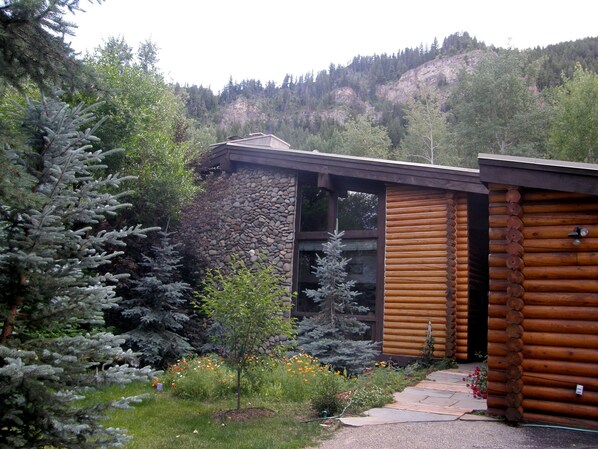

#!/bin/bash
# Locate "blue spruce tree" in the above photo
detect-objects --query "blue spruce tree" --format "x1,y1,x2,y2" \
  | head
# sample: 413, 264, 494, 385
0, 96, 154, 448
297, 230, 379, 373
120, 231, 193, 368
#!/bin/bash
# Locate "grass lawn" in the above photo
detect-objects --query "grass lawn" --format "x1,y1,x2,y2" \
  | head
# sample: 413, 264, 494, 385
95, 382, 330, 449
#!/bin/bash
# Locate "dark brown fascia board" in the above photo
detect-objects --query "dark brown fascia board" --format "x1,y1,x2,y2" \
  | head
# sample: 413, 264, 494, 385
478, 153, 598, 195
209, 143, 487, 194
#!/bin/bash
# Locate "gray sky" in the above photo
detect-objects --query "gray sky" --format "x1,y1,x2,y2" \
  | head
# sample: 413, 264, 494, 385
68, 0, 598, 92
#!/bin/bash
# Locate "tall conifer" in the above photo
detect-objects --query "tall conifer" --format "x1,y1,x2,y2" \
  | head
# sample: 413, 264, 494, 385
0, 96, 153, 448
297, 230, 379, 373
0, 0, 95, 91
121, 232, 193, 368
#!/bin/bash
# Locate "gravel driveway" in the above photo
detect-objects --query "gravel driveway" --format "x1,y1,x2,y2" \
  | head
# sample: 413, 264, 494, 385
313, 420, 598, 449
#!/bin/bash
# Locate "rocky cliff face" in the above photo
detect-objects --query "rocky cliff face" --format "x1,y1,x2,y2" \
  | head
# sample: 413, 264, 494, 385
376, 50, 486, 104
216, 50, 489, 128
219, 96, 267, 128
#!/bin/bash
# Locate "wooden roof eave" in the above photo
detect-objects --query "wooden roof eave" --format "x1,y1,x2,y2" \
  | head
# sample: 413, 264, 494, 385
478, 153, 598, 195
209, 143, 487, 194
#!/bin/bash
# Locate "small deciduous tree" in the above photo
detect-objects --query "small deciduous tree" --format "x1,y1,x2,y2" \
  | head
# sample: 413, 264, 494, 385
0, 96, 154, 448
120, 231, 194, 368
199, 257, 295, 409
297, 230, 379, 373
399, 87, 457, 166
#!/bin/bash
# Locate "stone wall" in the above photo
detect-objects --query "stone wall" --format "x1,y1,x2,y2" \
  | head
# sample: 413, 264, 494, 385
193, 165, 297, 287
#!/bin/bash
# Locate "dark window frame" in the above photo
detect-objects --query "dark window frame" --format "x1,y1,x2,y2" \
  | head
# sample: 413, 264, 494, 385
292, 172, 386, 342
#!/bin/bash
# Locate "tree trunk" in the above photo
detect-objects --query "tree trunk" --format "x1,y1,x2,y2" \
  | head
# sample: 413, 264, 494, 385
0, 274, 26, 344
236, 367, 241, 410
0, 303, 18, 344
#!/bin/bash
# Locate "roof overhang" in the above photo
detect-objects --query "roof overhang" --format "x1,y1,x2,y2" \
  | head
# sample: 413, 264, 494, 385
209, 142, 487, 194
478, 153, 598, 195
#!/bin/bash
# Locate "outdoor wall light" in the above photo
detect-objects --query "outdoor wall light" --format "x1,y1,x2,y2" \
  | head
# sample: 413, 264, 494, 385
568, 226, 589, 246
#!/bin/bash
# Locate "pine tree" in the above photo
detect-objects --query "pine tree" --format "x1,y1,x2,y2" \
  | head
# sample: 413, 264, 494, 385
297, 230, 379, 373
0, 0, 95, 91
120, 232, 194, 368
0, 96, 154, 449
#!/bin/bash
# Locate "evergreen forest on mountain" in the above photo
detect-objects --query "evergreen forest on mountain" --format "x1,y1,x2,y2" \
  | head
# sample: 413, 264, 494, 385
175, 32, 598, 166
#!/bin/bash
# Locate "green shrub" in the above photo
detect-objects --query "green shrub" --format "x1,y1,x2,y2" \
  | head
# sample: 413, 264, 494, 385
346, 384, 389, 412
277, 353, 339, 402
346, 362, 429, 413
311, 373, 346, 417
434, 358, 459, 370
246, 353, 346, 402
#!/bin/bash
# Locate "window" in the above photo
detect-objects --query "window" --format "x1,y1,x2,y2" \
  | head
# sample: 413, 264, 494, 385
338, 191, 378, 231
295, 241, 322, 313
300, 186, 329, 232
294, 178, 383, 343
295, 239, 377, 315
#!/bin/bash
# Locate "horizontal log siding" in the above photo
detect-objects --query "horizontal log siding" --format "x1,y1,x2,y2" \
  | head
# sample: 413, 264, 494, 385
520, 189, 598, 429
488, 184, 598, 429
384, 186, 468, 359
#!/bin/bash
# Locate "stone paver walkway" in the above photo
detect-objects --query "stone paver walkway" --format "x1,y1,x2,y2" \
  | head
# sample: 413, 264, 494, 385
340, 364, 491, 427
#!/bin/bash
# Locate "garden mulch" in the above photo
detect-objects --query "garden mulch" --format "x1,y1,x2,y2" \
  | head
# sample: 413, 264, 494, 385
212, 407, 275, 422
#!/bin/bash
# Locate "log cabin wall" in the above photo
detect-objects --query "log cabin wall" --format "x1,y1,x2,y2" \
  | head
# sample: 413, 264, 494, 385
487, 183, 598, 430
384, 185, 470, 360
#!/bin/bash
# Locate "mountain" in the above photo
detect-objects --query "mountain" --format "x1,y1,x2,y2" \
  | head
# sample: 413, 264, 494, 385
176, 33, 598, 151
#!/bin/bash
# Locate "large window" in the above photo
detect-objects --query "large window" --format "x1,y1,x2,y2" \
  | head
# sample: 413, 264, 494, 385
295, 239, 377, 314
294, 178, 383, 340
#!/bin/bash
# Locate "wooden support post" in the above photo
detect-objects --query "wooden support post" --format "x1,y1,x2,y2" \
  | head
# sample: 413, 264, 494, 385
317, 172, 334, 192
